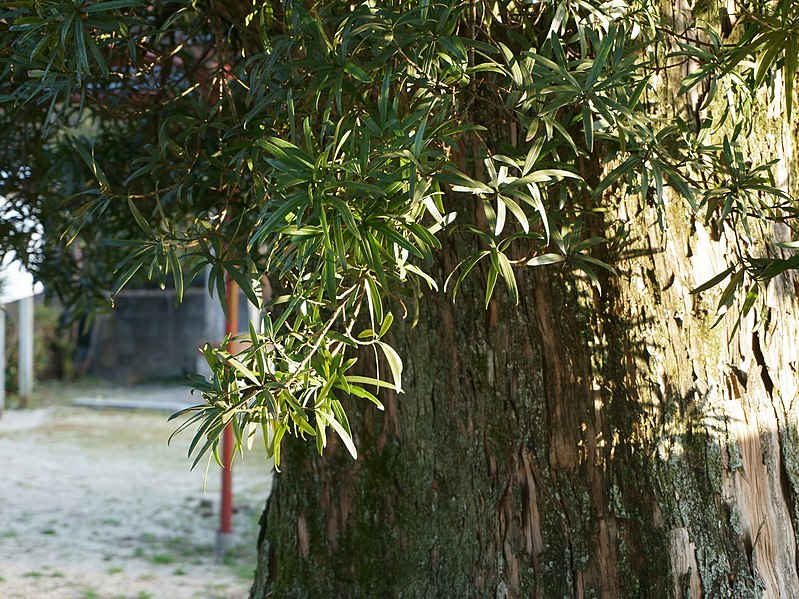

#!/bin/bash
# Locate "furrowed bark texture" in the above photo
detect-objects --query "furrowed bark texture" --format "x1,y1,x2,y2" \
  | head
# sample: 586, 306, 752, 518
250, 9, 799, 599
253, 188, 799, 599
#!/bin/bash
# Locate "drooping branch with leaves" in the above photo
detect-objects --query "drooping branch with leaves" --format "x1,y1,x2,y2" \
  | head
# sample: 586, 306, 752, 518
2, 0, 798, 470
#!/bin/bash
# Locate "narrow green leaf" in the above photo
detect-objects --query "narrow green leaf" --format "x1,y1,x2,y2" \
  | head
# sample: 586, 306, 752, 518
271, 422, 286, 468
496, 251, 518, 304
372, 222, 423, 258
168, 249, 184, 303
376, 341, 403, 393
344, 61, 372, 83
112, 259, 144, 296
378, 311, 394, 338
485, 266, 498, 308
446, 251, 489, 302
494, 196, 507, 236
586, 25, 615, 88
716, 269, 743, 314
323, 411, 358, 459
527, 253, 565, 267
224, 263, 260, 308
344, 383, 384, 410
691, 265, 735, 294
404, 264, 439, 291
378, 68, 391, 125
592, 155, 641, 198
228, 357, 261, 386
364, 276, 384, 327
344, 375, 396, 391
582, 104, 594, 152
128, 199, 152, 233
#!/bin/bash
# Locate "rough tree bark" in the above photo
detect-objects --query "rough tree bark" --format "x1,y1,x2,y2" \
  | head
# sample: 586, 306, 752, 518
249, 7, 799, 599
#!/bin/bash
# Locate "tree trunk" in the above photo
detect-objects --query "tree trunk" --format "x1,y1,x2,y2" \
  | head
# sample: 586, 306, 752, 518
252, 210, 799, 598
250, 16, 799, 599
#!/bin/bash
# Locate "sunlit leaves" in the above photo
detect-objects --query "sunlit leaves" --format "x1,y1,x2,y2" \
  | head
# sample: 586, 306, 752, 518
3, 0, 145, 117
697, 135, 790, 237
4, 0, 799, 468
728, 0, 799, 118
171, 290, 401, 468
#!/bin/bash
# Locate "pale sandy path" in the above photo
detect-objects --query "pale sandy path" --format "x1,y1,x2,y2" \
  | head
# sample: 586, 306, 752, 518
0, 388, 272, 599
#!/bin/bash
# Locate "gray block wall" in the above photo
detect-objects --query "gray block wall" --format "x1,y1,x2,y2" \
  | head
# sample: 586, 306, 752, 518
87, 288, 225, 383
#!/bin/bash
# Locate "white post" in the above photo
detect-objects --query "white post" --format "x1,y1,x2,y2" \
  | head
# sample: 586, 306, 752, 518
0, 305, 5, 414
18, 295, 34, 404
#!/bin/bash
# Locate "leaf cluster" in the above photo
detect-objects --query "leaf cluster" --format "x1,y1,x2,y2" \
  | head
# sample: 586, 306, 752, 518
1, 0, 798, 466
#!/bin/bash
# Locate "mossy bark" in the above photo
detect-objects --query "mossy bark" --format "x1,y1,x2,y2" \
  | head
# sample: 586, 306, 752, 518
251, 203, 799, 599
254, 264, 636, 598
250, 176, 799, 598
249, 4, 799, 597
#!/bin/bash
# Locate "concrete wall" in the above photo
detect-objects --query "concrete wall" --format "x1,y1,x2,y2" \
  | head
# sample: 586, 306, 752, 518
87, 288, 226, 383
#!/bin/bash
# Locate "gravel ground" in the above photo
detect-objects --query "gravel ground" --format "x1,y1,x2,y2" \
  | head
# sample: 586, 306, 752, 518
0, 386, 273, 599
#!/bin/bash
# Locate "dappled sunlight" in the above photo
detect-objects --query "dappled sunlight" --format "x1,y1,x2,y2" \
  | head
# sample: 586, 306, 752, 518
634, 371, 799, 596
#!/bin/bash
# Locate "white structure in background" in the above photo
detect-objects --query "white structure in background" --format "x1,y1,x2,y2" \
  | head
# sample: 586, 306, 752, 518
1, 256, 43, 412
0, 306, 4, 412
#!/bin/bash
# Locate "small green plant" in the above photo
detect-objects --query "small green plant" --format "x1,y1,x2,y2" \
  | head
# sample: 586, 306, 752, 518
101, 518, 121, 527
106, 566, 124, 574
82, 590, 100, 599
172, 567, 186, 576
41, 528, 56, 535
151, 553, 175, 565
136, 592, 153, 599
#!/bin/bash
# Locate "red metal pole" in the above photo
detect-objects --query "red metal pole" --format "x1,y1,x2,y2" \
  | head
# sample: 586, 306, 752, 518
218, 276, 239, 553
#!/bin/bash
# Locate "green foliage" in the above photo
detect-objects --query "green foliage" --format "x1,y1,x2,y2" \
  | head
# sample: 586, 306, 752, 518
1, 0, 798, 465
